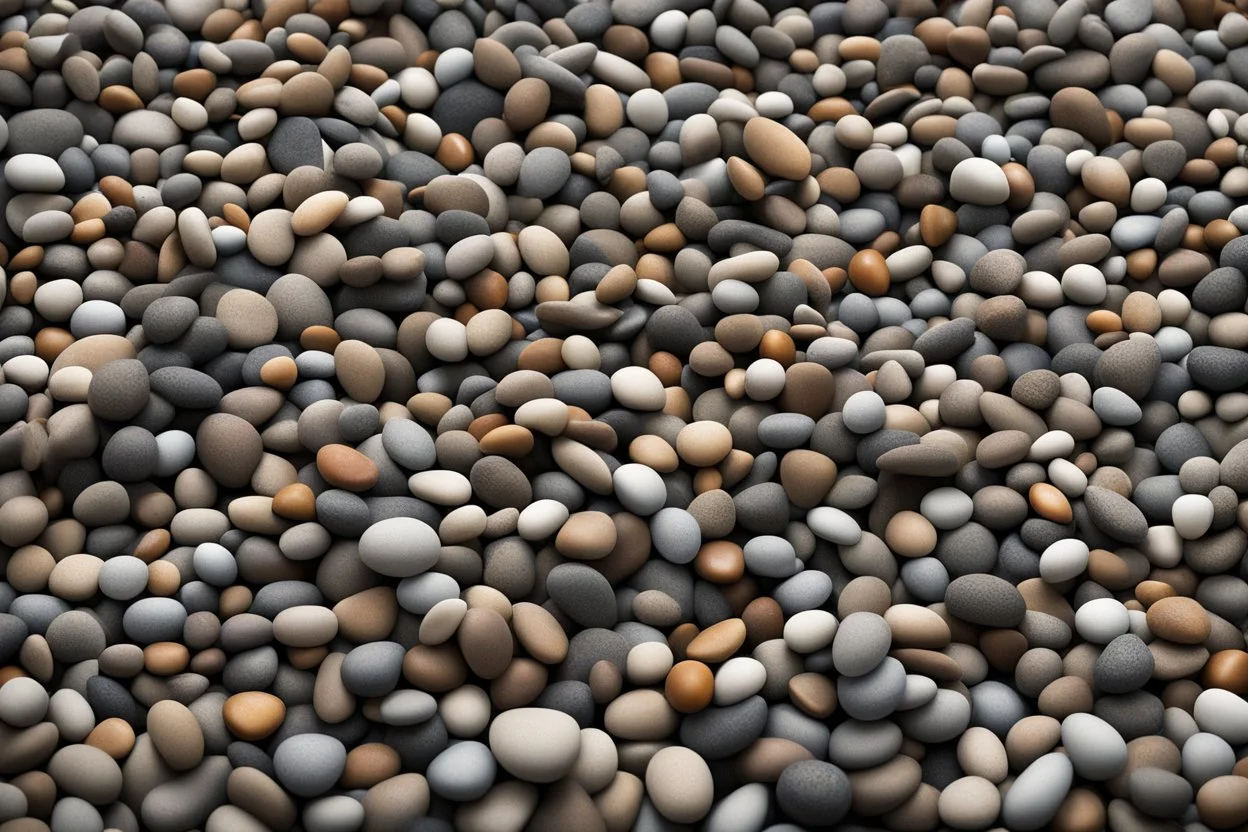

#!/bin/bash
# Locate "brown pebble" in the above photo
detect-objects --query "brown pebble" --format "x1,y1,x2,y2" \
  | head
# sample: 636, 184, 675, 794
85, 718, 135, 759
1204, 650, 1248, 695
684, 618, 746, 663
848, 249, 890, 296
1145, 596, 1211, 645
316, 444, 380, 492
664, 660, 714, 713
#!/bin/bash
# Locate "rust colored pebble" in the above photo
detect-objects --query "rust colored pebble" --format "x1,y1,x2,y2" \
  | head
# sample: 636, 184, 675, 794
664, 660, 714, 713
272, 483, 317, 521
316, 444, 380, 491
1145, 596, 1212, 645
1029, 482, 1073, 523
222, 691, 287, 741
685, 618, 747, 663
1204, 650, 1248, 695
848, 248, 890, 296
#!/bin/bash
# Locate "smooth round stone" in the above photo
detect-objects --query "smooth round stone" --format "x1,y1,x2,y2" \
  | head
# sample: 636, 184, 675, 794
714, 657, 767, 705
1074, 597, 1131, 644
122, 597, 188, 644
919, 487, 975, 529
944, 574, 1026, 627
358, 517, 440, 577
650, 508, 701, 564
610, 366, 665, 410
939, 776, 1002, 830
1061, 713, 1128, 780
831, 612, 892, 677
743, 535, 798, 578
426, 741, 496, 802
646, 746, 714, 824
1039, 538, 1089, 583
1000, 753, 1073, 831
1194, 688, 1248, 744
273, 734, 347, 798
612, 463, 666, 515
783, 610, 838, 654
949, 158, 1010, 205
1172, 493, 1215, 539
838, 656, 907, 720
1092, 386, 1142, 425
488, 708, 582, 783
807, 506, 862, 545
1094, 633, 1154, 694
841, 390, 886, 434
775, 760, 852, 827
302, 796, 365, 832
0, 676, 50, 727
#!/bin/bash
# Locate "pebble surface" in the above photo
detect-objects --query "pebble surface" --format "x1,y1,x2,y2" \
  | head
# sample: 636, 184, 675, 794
2, 0, 1248, 829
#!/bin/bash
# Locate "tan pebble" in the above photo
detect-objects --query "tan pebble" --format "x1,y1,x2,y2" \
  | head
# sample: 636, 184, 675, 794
685, 618, 746, 663
603, 689, 679, 740
1051, 788, 1106, 832
884, 604, 950, 648
143, 642, 189, 675
778, 449, 836, 509
555, 511, 617, 559
884, 511, 937, 558
742, 117, 811, 180
511, 602, 569, 665
291, 190, 348, 236
215, 289, 278, 349
788, 672, 837, 718
1029, 482, 1073, 523
694, 540, 745, 584
1005, 714, 1062, 771
222, 691, 286, 741
329, 591, 394, 647
457, 608, 513, 680
46, 554, 103, 602
85, 718, 135, 759
1145, 596, 1211, 645
334, 339, 385, 403
938, 775, 1001, 829
847, 755, 922, 816
341, 743, 401, 789
676, 421, 733, 467
1197, 776, 1248, 829
147, 699, 204, 771
646, 747, 713, 824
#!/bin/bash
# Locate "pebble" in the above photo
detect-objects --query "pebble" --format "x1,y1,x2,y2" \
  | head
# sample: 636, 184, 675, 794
0, 0, 1242, 828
